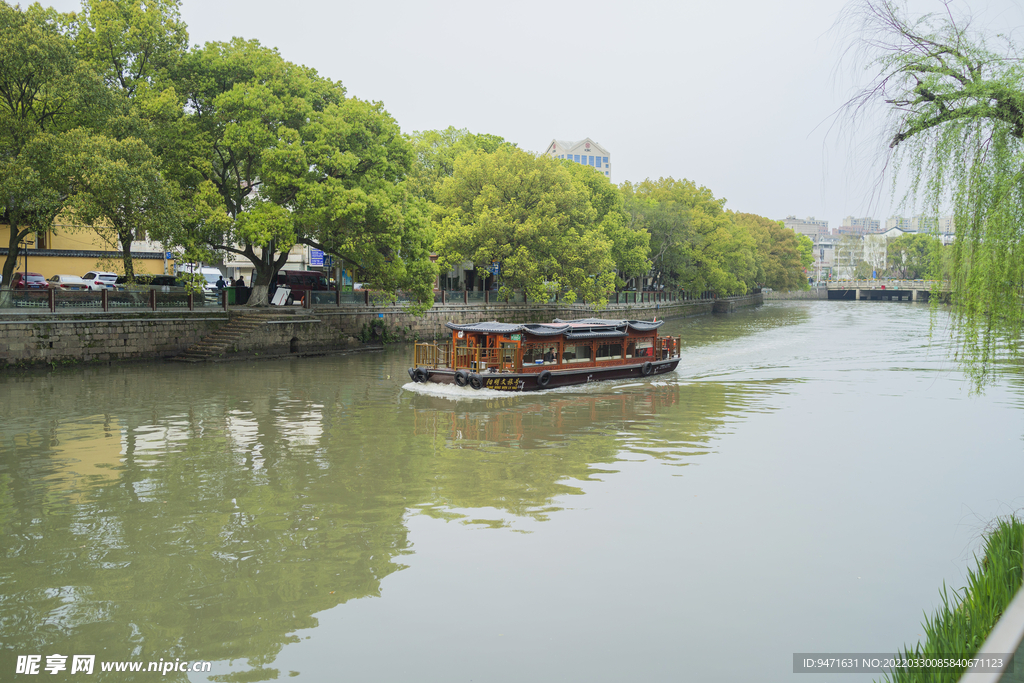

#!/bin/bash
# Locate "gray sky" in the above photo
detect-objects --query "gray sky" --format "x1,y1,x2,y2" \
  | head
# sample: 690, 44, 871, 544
43, 0, 1024, 230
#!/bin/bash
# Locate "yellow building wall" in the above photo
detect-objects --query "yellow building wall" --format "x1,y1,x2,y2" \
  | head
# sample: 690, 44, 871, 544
1, 224, 171, 279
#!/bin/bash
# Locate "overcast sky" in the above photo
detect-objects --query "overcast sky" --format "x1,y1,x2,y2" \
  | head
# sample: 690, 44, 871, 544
41, 0, 1024, 230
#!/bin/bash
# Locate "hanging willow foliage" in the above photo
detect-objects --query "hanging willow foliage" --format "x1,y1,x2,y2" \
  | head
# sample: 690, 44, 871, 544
844, 0, 1024, 389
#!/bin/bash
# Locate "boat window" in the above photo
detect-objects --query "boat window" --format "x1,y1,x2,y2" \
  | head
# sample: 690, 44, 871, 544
522, 344, 557, 365
635, 339, 654, 358
596, 342, 622, 360
563, 343, 592, 363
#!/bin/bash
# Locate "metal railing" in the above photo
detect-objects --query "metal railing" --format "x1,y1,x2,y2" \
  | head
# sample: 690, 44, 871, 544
1, 286, 731, 315
826, 279, 944, 289
1, 288, 225, 312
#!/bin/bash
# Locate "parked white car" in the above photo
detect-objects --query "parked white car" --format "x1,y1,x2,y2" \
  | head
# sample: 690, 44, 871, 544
82, 271, 119, 291
47, 274, 89, 290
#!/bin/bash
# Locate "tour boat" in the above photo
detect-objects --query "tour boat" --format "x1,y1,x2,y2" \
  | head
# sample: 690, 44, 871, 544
407, 318, 681, 392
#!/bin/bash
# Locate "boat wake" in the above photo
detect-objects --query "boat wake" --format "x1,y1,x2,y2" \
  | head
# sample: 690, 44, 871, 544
400, 381, 530, 401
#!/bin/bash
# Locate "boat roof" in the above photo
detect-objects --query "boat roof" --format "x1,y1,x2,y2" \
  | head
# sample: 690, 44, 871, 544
444, 318, 663, 337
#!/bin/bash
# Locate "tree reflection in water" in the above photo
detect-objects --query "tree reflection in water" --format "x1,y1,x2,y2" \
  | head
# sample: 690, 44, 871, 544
0, 356, 786, 679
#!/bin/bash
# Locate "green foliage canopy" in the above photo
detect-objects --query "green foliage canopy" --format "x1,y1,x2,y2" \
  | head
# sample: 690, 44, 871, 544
884, 232, 942, 280
731, 211, 810, 290
622, 177, 752, 295
0, 2, 105, 296
433, 146, 618, 305
174, 38, 436, 309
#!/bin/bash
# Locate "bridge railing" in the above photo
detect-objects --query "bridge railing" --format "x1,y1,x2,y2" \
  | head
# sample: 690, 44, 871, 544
827, 279, 944, 289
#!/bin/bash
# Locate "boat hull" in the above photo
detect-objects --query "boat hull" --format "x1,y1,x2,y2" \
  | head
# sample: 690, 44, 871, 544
410, 358, 680, 392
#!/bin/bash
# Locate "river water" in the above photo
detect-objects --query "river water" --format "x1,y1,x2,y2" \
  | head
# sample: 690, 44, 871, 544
1, 301, 1022, 682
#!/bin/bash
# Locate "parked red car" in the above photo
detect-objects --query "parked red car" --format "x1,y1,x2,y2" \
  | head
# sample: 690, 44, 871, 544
11, 272, 49, 289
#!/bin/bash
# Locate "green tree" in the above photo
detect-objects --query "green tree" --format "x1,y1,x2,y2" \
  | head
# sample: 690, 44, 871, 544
76, 0, 187, 100
72, 0, 189, 278
562, 162, 650, 288
730, 212, 809, 290
434, 146, 616, 304
796, 234, 813, 274
622, 177, 750, 295
408, 126, 509, 203
174, 39, 436, 308
68, 135, 178, 278
885, 232, 942, 279
0, 2, 100, 301
846, 0, 1024, 387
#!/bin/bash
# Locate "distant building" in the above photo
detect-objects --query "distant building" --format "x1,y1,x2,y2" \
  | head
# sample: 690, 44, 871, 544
812, 235, 838, 281
545, 138, 611, 178
839, 215, 881, 235
0, 222, 171, 279
783, 216, 829, 239
885, 215, 954, 234
885, 216, 913, 231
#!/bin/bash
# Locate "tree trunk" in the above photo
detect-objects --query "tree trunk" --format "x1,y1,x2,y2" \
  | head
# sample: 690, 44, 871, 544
1, 224, 28, 308
245, 246, 290, 307
120, 235, 135, 281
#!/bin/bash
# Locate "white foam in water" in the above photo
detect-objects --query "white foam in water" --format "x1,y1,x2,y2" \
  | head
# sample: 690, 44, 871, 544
401, 381, 530, 401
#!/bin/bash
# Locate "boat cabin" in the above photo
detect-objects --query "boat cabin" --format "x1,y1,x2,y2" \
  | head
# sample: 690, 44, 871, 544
414, 318, 680, 374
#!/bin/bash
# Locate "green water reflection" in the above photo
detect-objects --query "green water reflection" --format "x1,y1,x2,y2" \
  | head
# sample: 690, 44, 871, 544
0, 331, 786, 679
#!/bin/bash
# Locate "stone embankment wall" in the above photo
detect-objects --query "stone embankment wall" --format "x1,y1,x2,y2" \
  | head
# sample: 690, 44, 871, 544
0, 312, 229, 368
0, 293, 761, 368
763, 289, 827, 301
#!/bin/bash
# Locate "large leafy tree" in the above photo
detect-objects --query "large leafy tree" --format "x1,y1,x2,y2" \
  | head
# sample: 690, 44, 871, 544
409, 126, 509, 203
174, 39, 435, 308
76, 0, 187, 101
563, 162, 650, 289
884, 232, 942, 279
71, 0, 189, 276
68, 135, 178, 278
434, 146, 617, 304
0, 2, 100, 301
730, 212, 810, 291
622, 177, 752, 295
846, 0, 1024, 387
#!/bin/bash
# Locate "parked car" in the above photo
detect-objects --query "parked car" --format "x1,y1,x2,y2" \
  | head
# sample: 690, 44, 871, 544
115, 275, 184, 292
47, 274, 89, 290
11, 272, 49, 289
82, 271, 119, 291
275, 270, 333, 304
176, 265, 224, 293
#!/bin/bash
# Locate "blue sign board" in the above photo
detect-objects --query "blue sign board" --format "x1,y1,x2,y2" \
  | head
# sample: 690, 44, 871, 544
165, 252, 174, 260
310, 249, 324, 266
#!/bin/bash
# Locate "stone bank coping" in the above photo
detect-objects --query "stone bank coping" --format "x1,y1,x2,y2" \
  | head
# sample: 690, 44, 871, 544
0, 317, 229, 325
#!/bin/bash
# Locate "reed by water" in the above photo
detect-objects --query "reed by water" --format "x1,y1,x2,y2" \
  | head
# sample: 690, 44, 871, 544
881, 517, 1024, 683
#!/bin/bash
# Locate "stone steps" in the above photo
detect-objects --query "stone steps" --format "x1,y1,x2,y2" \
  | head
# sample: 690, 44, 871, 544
170, 315, 272, 362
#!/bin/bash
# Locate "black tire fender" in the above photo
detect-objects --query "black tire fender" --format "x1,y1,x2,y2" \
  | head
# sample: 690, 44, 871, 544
454, 369, 470, 387
412, 367, 428, 383
468, 373, 484, 390
537, 370, 552, 387
407, 367, 417, 381
641, 361, 654, 376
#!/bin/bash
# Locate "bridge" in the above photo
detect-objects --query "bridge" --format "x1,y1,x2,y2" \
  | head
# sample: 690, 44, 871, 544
826, 280, 949, 302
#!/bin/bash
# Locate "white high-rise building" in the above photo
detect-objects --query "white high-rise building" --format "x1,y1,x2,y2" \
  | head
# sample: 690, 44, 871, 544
545, 138, 611, 178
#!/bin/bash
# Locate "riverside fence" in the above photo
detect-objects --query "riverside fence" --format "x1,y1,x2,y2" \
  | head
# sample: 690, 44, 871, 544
0, 287, 721, 314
